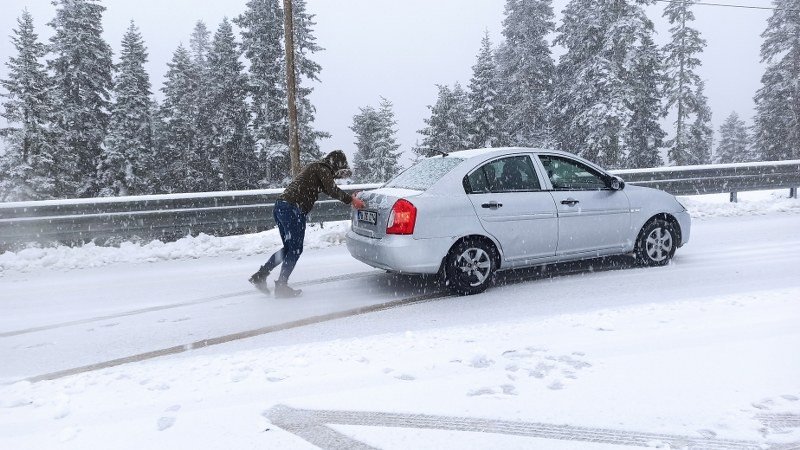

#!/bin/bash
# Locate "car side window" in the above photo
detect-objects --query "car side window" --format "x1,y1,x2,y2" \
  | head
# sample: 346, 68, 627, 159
465, 156, 540, 194
538, 155, 608, 190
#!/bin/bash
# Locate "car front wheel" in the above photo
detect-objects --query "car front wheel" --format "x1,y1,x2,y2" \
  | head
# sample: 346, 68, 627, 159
635, 219, 677, 266
444, 239, 496, 295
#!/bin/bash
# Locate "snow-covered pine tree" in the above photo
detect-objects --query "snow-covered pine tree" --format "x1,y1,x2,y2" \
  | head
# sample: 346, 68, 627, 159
239, 0, 327, 186
625, 25, 666, 169
554, 0, 657, 168
468, 31, 503, 149
0, 10, 55, 201
205, 18, 258, 191
235, 0, 287, 187
187, 21, 217, 192
715, 111, 753, 163
686, 81, 713, 165
351, 97, 402, 183
416, 83, 472, 157
160, 44, 208, 193
190, 21, 212, 71
148, 98, 169, 192
409, 140, 427, 164
662, 0, 710, 166
454, 83, 476, 149
97, 22, 153, 197
48, 0, 113, 197
496, 0, 556, 147
292, 0, 329, 167
753, 0, 800, 161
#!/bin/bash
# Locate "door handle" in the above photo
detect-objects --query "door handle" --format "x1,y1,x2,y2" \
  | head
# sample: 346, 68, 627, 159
481, 201, 503, 209
561, 199, 579, 206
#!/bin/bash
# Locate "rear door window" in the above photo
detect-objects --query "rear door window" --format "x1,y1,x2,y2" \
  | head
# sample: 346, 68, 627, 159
384, 157, 464, 191
465, 155, 541, 194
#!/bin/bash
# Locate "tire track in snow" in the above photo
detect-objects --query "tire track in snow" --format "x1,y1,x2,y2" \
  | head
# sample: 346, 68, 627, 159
8, 237, 799, 339
15, 232, 800, 381
0, 270, 381, 338
265, 404, 784, 450
5, 259, 643, 383
23, 289, 451, 383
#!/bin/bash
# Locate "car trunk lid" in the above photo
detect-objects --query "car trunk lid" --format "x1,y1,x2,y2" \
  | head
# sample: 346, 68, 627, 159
352, 188, 423, 239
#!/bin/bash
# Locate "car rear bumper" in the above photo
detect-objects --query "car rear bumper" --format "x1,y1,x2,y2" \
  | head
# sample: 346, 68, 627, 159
346, 229, 452, 274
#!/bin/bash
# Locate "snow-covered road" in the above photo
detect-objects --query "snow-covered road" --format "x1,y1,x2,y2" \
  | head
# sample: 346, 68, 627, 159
2, 212, 799, 383
1, 193, 799, 449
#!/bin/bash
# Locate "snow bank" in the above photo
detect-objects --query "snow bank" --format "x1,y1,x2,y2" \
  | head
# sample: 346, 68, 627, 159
0, 221, 349, 275
1, 190, 797, 275
678, 190, 800, 219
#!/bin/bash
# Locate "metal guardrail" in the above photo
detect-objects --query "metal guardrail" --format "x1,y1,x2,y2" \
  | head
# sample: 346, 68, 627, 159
0, 185, 377, 250
0, 161, 798, 250
611, 160, 800, 200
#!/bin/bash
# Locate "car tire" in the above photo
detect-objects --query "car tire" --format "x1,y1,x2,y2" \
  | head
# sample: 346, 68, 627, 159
634, 219, 677, 267
444, 239, 497, 295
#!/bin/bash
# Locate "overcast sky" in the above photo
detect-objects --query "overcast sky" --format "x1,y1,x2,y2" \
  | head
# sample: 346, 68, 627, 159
1, 0, 774, 164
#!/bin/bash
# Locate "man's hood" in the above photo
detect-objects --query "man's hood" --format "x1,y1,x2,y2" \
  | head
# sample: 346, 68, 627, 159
322, 150, 352, 178
322, 150, 349, 171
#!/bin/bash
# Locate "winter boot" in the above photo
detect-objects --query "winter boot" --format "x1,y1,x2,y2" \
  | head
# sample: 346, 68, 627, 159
274, 280, 302, 299
248, 266, 271, 294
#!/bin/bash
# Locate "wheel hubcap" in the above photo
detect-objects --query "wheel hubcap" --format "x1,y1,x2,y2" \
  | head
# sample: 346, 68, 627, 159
645, 227, 673, 262
456, 248, 491, 287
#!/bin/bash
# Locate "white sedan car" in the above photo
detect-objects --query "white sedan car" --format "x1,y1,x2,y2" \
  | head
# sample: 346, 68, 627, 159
347, 148, 691, 295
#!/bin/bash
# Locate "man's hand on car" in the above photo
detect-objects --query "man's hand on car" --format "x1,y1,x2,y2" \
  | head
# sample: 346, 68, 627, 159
351, 194, 366, 209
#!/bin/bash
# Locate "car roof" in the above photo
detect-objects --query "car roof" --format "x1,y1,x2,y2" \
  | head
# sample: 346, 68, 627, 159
437, 147, 579, 161
424, 147, 611, 181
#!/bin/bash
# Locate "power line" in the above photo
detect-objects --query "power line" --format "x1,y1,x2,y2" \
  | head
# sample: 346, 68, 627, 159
653, 0, 800, 13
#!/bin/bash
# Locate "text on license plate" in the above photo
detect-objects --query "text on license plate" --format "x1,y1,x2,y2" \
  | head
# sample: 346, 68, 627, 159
357, 210, 378, 225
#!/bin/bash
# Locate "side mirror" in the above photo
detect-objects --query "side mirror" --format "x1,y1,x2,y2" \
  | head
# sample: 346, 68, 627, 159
608, 175, 625, 191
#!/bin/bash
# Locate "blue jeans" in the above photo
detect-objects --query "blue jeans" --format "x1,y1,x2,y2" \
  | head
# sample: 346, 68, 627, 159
263, 200, 306, 282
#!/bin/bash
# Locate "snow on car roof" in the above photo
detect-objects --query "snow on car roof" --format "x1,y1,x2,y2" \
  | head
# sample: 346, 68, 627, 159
439, 147, 575, 161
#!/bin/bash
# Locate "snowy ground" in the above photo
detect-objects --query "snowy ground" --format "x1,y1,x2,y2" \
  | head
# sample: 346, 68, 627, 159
1, 190, 799, 449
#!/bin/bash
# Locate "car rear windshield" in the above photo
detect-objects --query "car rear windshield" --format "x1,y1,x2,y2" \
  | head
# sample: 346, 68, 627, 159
384, 157, 465, 191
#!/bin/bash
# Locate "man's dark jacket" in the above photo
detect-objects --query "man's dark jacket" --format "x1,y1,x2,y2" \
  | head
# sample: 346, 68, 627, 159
278, 151, 353, 214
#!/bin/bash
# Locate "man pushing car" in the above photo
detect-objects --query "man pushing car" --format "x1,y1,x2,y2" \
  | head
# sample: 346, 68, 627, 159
249, 150, 366, 298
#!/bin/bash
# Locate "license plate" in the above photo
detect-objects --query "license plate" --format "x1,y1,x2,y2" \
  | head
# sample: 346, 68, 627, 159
357, 210, 378, 225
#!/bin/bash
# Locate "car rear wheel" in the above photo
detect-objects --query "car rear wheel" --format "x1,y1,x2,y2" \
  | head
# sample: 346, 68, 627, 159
444, 239, 496, 295
635, 219, 677, 266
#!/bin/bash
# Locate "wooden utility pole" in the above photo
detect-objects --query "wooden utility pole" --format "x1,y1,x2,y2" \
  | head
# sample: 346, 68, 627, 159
283, 0, 301, 178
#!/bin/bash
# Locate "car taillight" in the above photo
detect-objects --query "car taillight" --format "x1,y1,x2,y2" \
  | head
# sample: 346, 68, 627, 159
386, 199, 417, 235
